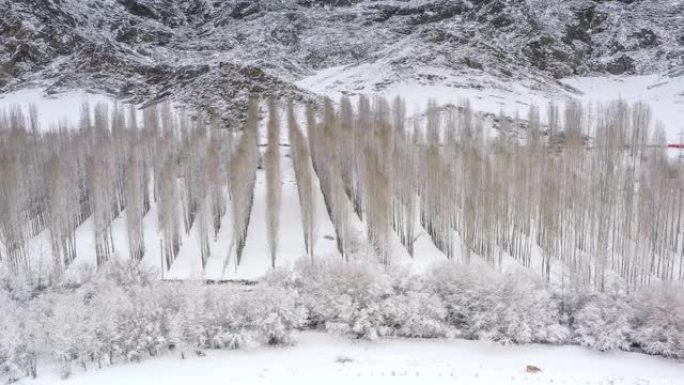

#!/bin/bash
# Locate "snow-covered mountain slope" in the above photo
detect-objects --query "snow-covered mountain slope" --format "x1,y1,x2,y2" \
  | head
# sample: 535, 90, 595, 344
298, 64, 684, 140
1, 0, 683, 124
562, 72, 684, 140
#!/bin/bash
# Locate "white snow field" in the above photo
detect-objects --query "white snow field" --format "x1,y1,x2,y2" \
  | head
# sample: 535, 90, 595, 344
296, 63, 564, 123
19, 331, 684, 385
562, 73, 684, 141
0, 88, 119, 130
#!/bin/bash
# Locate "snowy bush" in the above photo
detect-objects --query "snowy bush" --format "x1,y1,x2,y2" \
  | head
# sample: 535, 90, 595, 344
425, 261, 494, 337
170, 282, 304, 355
489, 271, 569, 345
261, 267, 297, 289
425, 262, 569, 345
296, 259, 461, 340
2, 258, 684, 383
381, 291, 452, 338
0, 307, 39, 381
0, 266, 33, 304
294, 258, 392, 339
172, 287, 251, 352
112, 287, 173, 362
48, 298, 82, 377
91, 258, 156, 288
0, 260, 308, 382
572, 291, 634, 351
248, 286, 306, 346
631, 285, 684, 358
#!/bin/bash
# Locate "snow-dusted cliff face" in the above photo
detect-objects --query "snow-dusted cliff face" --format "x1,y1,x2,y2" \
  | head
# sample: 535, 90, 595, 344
1, 0, 682, 118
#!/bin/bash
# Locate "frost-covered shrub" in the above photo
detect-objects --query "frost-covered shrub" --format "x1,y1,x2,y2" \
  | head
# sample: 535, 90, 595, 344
382, 292, 452, 338
86, 288, 121, 367
426, 262, 568, 345
0, 312, 27, 382
113, 287, 173, 361
37, 277, 175, 377
91, 258, 156, 288
426, 261, 496, 337
0, 260, 305, 381
173, 286, 251, 351
0, 292, 14, 375
546, 323, 572, 344
295, 258, 392, 339
0, 305, 41, 381
488, 271, 569, 345
261, 267, 297, 289
171, 283, 303, 354
48, 294, 93, 378
4, 257, 684, 383
0, 288, 48, 380
426, 261, 508, 340
246, 286, 306, 346
631, 286, 684, 358
573, 291, 634, 351
387, 265, 428, 294
68, 268, 179, 365
0, 266, 33, 304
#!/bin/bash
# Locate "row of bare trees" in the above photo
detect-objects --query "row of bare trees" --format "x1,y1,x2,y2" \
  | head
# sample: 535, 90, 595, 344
301, 95, 683, 290
0, 100, 245, 279
0, 95, 326, 280
2, 94, 683, 290
306, 100, 354, 260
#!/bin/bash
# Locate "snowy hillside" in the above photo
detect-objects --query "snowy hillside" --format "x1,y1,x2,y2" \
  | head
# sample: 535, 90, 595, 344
0, 89, 117, 129
297, 65, 684, 141
2, 0, 683, 123
563, 73, 684, 141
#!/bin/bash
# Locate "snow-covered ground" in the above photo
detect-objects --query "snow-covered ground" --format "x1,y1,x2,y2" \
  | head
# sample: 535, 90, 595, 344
19, 331, 684, 385
0, 88, 119, 130
562, 74, 684, 141
295, 64, 564, 123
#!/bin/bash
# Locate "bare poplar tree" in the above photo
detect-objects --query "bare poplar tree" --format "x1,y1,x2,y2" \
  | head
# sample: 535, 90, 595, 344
265, 97, 282, 268
158, 154, 181, 270
230, 95, 260, 266
125, 141, 145, 262
288, 101, 317, 260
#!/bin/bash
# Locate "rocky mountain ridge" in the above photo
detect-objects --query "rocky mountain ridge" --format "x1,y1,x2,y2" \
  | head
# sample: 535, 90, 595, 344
1, 0, 682, 120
